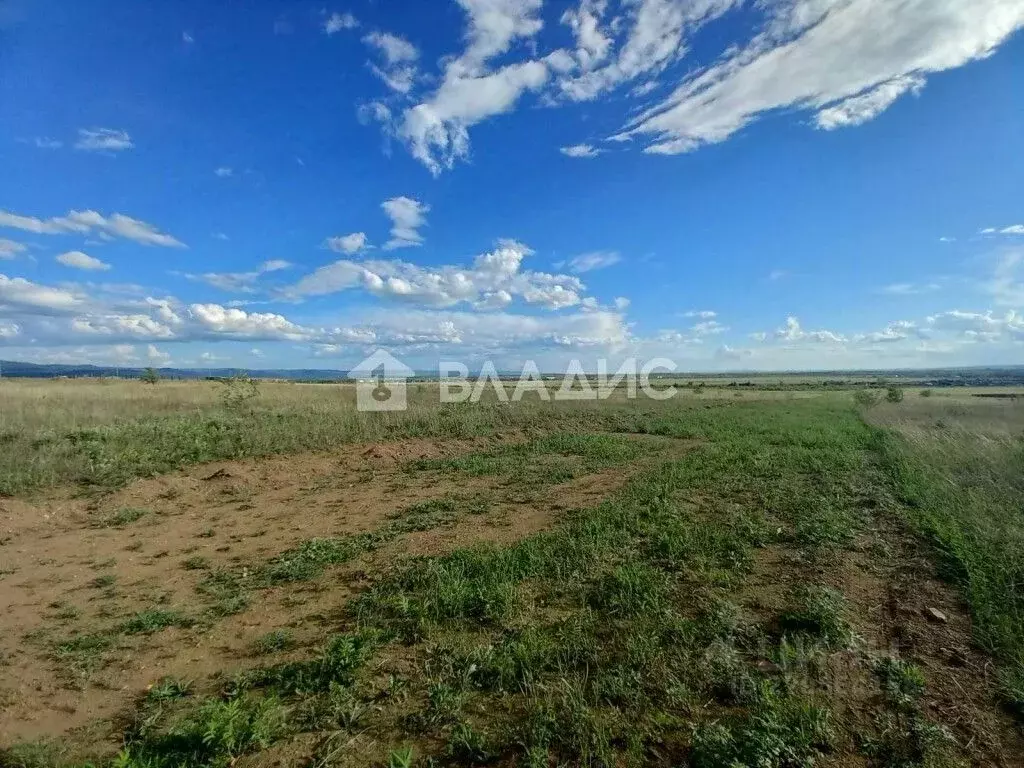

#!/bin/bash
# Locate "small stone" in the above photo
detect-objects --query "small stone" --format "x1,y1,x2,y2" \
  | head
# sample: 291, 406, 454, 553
925, 607, 948, 623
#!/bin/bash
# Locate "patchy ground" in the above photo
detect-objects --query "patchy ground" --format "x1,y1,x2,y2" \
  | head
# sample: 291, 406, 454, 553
2, 397, 1023, 768
0, 432, 685, 745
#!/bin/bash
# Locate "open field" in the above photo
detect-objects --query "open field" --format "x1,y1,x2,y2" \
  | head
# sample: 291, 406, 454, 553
2, 379, 1024, 767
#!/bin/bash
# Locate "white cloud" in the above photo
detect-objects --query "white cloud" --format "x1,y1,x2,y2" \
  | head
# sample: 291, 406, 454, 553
1000, 224, 1024, 235
561, 0, 613, 72
324, 11, 358, 34
364, 31, 420, 93
560, 143, 603, 158
214, 167, 233, 178
325, 232, 369, 254
814, 75, 925, 130
773, 316, 846, 344
56, 250, 111, 271
983, 250, 1024, 306
399, 61, 549, 174
0, 321, 20, 339
189, 304, 311, 340
386, 0, 549, 174
684, 309, 716, 319
75, 128, 133, 152
71, 314, 177, 339
0, 209, 185, 247
31, 137, 63, 149
0, 274, 83, 314
147, 344, 171, 365
621, 1, 1024, 154
0, 239, 26, 259
183, 260, 293, 293
880, 281, 941, 295
382, 197, 429, 249
565, 251, 620, 272
183, 31, 194, 44
363, 31, 418, 64
287, 238, 590, 311
558, 0, 739, 102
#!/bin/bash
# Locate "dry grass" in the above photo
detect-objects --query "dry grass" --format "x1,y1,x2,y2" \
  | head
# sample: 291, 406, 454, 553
866, 394, 1024, 710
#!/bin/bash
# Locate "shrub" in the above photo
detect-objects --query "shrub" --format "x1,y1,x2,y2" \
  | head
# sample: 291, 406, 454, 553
218, 374, 261, 411
853, 390, 881, 408
886, 387, 905, 404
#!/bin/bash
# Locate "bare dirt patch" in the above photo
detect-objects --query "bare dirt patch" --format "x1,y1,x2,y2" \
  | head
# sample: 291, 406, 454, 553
0, 432, 683, 746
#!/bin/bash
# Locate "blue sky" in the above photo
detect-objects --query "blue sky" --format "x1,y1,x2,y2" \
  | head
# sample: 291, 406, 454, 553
2, 0, 1024, 372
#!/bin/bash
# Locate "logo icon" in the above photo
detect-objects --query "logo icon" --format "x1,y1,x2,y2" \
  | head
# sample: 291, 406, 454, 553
349, 349, 415, 411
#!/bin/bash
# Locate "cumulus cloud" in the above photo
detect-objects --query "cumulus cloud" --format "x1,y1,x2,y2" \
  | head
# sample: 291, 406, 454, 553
382, 197, 429, 249
620, 1, 1024, 154
287, 238, 589, 311
325, 232, 369, 254
56, 250, 111, 271
189, 304, 311, 340
214, 167, 233, 178
773, 316, 846, 344
75, 128, 133, 152
560, 143, 603, 158
147, 344, 171, 365
0, 274, 84, 314
0, 209, 185, 247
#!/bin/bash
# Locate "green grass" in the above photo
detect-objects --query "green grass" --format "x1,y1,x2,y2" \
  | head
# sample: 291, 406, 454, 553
99, 507, 149, 527
5, 395, 1019, 767
120, 609, 192, 635
872, 425, 1024, 711
249, 630, 295, 656
408, 432, 649, 486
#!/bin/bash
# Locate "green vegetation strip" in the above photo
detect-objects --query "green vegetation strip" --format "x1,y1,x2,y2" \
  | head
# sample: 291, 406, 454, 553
873, 426, 1024, 712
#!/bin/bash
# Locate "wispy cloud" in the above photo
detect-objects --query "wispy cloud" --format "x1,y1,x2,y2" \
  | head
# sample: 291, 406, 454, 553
563, 251, 620, 273
75, 128, 133, 152
324, 11, 358, 35
560, 143, 603, 158
617, 1, 1024, 154
0, 209, 184, 247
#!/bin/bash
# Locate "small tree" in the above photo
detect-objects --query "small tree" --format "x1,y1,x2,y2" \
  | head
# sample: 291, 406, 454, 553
853, 389, 881, 408
886, 386, 905, 404
218, 373, 260, 411
141, 367, 160, 385
919, 389, 933, 398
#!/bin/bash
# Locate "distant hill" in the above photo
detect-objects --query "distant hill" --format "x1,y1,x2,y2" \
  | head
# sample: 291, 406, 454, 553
0, 360, 352, 381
